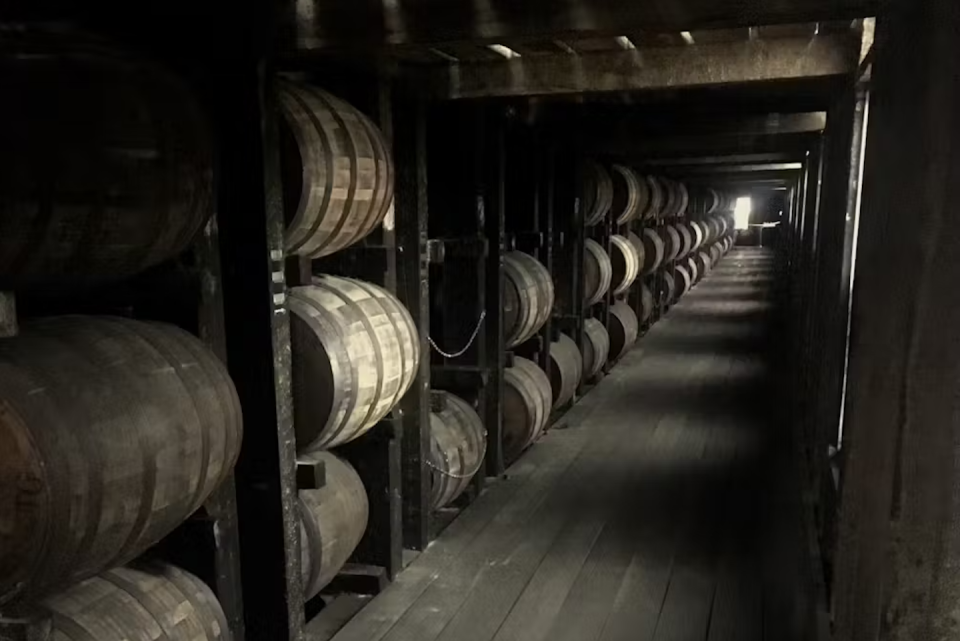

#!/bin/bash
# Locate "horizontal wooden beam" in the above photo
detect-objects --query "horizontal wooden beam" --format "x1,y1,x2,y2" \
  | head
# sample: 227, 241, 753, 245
430, 35, 858, 99
674, 162, 805, 174
286, 0, 874, 50
644, 152, 805, 166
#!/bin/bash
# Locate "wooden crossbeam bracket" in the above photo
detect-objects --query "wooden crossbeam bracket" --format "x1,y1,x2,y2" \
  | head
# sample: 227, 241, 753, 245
426, 35, 860, 100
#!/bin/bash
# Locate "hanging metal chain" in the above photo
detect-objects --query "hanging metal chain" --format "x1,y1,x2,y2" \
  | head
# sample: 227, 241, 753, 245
424, 433, 488, 479
427, 310, 486, 359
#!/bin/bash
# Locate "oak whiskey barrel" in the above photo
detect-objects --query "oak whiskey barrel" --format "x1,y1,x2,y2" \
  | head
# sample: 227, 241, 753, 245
581, 161, 613, 226
278, 79, 394, 258
609, 235, 640, 296
581, 318, 610, 380
39, 563, 232, 641
548, 333, 583, 410
428, 391, 486, 509
0, 30, 214, 290
610, 164, 643, 225
640, 282, 655, 325
289, 275, 419, 450
608, 301, 639, 363
502, 357, 552, 463
583, 239, 612, 306
504, 251, 555, 349
0, 317, 242, 602
299, 450, 368, 599
640, 228, 665, 275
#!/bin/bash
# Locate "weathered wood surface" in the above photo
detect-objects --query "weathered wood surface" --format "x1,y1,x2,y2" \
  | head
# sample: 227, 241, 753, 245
503, 251, 555, 349
0, 317, 242, 603
583, 239, 612, 307
428, 392, 486, 509
328, 248, 818, 641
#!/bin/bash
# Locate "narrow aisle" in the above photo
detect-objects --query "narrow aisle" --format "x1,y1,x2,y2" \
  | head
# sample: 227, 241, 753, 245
332, 248, 816, 641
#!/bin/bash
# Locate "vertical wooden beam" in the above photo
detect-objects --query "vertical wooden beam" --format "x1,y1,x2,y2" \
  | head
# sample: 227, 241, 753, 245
394, 92, 432, 552
833, 1, 960, 638
483, 110, 506, 477
216, 66, 304, 641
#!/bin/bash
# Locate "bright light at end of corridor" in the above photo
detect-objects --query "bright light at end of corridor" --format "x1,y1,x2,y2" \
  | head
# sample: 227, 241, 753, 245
734, 196, 752, 230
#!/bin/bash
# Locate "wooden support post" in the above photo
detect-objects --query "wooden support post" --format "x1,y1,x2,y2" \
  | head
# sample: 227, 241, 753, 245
483, 110, 506, 477
215, 66, 304, 641
833, 1, 960, 638
394, 91, 432, 552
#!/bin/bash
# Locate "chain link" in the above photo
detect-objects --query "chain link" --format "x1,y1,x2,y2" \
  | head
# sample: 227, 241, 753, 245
424, 433, 488, 479
427, 310, 486, 359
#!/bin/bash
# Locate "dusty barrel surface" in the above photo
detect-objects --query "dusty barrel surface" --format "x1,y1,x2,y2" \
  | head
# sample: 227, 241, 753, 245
581, 161, 613, 226
641, 176, 665, 221
661, 225, 682, 263
640, 282, 655, 325
663, 271, 677, 307
428, 392, 486, 509
695, 250, 713, 277
626, 232, 647, 275
610, 164, 643, 224
0, 317, 242, 602
299, 450, 368, 600
639, 228, 665, 274
608, 301, 639, 362
502, 357, 552, 463
675, 224, 693, 260
548, 333, 583, 410
583, 239, 612, 306
674, 264, 693, 299
289, 275, 419, 450
278, 79, 394, 259
38, 563, 232, 641
581, 318, 610, 380
503, 251, 554, 349
0, 30, 214, 290
609, 235, 640, 296
685, 256, 700, 285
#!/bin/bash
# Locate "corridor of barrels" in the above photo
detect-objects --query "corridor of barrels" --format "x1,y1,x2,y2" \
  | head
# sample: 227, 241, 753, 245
332, 248, 816, 641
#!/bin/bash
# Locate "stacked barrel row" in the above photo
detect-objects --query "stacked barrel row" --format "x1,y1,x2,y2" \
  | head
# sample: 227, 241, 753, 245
580, 161, 738, 370
0, 32, 239, 640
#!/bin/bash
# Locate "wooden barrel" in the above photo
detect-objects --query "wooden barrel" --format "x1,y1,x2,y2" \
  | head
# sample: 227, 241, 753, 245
663, 269, 677, 305
39, 563, 231, 641
504, 251, 555, 349
608, 301, 639, 363
0, 30, 213, 290
675, 224, 693, 260
690, 221, 706, 251
289, 275, 419, 451
659, 178, 678, 220
626, 232, 647, 274
582, 161, 613, 226
0, 316, 243, 603
610, 164, 643, 225
609, 235, 640, 296
548, 333, 583, 410
428, 391, 486, 509
661, 225, 682, 263
640, 282, 655, 325
695, 250, 713, 278
278, 79, 394, 259
581, 318, 610, 380
675, 264, 693, 299
685, 256, 700, 285
709, 244, 723, 266
675, 181, 690, 218
583, 239, 612, 306
640, 228, 665, 275
642, 176, 666, 221
503, 357, 552, 463
299, 450, 368, 600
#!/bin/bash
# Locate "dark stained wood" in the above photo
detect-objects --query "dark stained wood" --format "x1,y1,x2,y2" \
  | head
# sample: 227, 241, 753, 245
833, 1, 960, 639
428, 392, 486, 509
330, 249, 817, 641
432, 35, 859, 100
283, 0, 874, 50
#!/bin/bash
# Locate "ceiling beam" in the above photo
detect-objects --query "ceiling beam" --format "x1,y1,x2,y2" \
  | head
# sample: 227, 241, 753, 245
644, 152, 805, 166
430, 35, 859, 99
670, 162, 804, 174
286, 0, 874, 50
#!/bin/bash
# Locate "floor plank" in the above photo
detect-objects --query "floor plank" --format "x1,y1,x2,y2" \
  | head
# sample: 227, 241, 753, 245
333, 249, 816, 641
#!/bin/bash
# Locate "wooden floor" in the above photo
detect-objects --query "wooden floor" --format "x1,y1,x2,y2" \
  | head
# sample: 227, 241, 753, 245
331, 248, 821, 641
